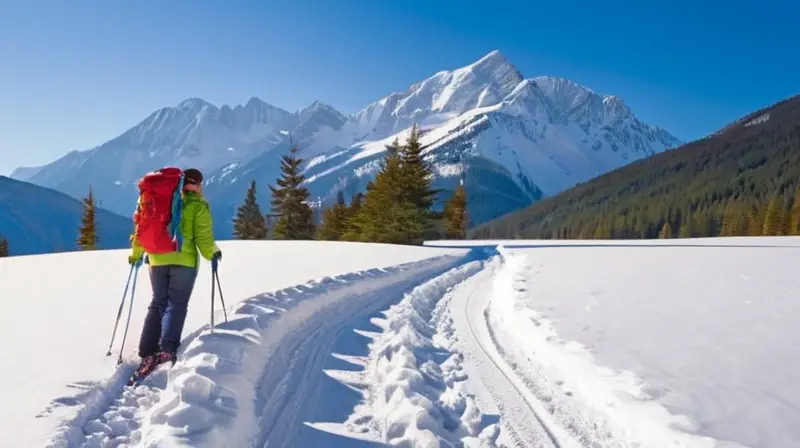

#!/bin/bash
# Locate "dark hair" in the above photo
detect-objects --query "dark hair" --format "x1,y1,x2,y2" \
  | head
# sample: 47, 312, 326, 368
183, 168, 203, 186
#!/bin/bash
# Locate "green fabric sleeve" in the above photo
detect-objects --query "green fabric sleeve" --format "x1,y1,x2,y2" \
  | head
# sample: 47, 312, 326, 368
194, 201, 218, 261
129, 197, 145, 260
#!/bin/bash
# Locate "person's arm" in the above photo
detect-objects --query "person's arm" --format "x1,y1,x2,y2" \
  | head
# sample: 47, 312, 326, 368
194, 201, 219, 261
129, 198, 145, 262
130, 237, 145, 261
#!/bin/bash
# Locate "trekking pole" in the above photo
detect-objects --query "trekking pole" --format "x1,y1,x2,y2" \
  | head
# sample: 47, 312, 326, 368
116, 261, 142, 365
210, 262, 216, 330
106, 264, 135, 356
215, 267, 228, 323
210, 259, 228, 330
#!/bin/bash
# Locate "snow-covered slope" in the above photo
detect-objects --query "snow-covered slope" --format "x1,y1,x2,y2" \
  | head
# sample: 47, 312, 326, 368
4, 237, 799, 447
15, 50, 681, 237
0, 176, 131, 255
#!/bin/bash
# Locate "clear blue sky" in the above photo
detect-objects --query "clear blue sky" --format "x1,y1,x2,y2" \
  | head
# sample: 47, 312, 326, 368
1, 0, 798, 175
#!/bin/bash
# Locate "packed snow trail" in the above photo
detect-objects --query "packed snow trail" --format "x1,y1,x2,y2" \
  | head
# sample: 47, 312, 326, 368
315, 247, 582, 447
63, 251, 479, 448
449, 258, 581, 447
310, 257, 503, 446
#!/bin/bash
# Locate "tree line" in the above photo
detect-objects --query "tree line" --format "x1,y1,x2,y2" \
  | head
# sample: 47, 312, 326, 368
232, 123, 469, 244
57, 125, 465, 260
0, 185, 99, 257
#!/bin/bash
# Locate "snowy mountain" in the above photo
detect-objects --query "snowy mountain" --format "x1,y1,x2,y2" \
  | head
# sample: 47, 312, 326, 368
14, 50, 681, 237
8, 164, 43, 181
13, 97, 337, 217
4, 238, 799, 447
0, 176, 132, 255
203, 50, 681, 236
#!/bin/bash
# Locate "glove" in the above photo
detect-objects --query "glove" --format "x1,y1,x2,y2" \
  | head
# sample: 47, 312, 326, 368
128, 255, 143, 267
211, 250, 222, 270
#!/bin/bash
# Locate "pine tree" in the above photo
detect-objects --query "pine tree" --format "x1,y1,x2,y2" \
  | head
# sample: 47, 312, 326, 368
398, 124, 440, 239
233, 180, 268, 239
317, 191, 349, 240
400, 124, 437, 208
746, 204, 764, 236
658, 221, 673, 239
679, 209, 693, 238
720, 199, 746, 236
269, 146, 315, 240
593, 218, 611, 239
790, 185, 800, 235
77, 186, 99, 250
779, 207, 791, 236
343, 139, 427, 243
762, 194, 784, 236
347, 192, 363, 216
340, 192, 363, 240
0, 237, 8, 257
443, 184, 468, 239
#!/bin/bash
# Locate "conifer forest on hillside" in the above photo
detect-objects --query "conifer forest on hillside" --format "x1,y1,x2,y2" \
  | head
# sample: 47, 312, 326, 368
469, 95, 800, 240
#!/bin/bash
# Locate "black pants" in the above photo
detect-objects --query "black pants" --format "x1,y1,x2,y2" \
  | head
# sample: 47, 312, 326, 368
138, 265, 198, 358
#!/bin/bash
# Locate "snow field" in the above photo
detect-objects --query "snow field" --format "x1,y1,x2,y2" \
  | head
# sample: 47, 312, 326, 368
484, 246, 716, 447
0, 240, 468, 448
8, 236, 800, 448
320, 257, 497, 447
505, 238, 800, 448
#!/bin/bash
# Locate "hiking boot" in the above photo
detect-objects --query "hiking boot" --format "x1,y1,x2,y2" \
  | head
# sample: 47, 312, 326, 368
154, 351, 176, 366
127, 351, 176, 386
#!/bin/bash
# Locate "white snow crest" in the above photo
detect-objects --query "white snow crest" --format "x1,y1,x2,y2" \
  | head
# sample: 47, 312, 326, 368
486, 246, 718, 448
333, 259, 500, 447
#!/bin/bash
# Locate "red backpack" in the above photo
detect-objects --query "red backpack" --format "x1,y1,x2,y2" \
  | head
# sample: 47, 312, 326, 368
132, 167, 186, 254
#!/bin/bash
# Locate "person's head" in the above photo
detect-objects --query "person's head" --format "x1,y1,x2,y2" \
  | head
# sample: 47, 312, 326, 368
183, 168, 203, 193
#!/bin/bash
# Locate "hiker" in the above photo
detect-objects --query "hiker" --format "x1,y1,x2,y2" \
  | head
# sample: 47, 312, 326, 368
127, 167, 221, 380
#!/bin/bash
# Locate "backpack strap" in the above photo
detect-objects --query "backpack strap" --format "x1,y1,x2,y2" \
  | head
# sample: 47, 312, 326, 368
170, 173, 186, 251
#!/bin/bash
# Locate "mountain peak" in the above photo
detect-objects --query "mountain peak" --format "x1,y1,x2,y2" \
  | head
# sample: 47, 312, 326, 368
176, 97, 214, 111
245, 96, 269, 108
473, 49, 506, 66
297, 100, 347, 131
303, 100, 329, 112
467, 49, 522, 81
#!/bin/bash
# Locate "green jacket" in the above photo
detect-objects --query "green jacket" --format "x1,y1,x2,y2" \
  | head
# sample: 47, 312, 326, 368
130, 191, 219, 267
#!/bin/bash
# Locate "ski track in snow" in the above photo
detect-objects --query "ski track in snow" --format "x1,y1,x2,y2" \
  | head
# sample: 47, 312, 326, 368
43, 244, 726, 448
54, 253, 475, 448
446, 258, 579, 448
316, 247, 585, 447
478, 247, 719, 448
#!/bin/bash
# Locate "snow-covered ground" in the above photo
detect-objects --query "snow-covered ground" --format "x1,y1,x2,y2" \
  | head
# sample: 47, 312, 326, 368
427, 237, 800, 447
0, 241, 468, 447
2, 237, 799, 447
